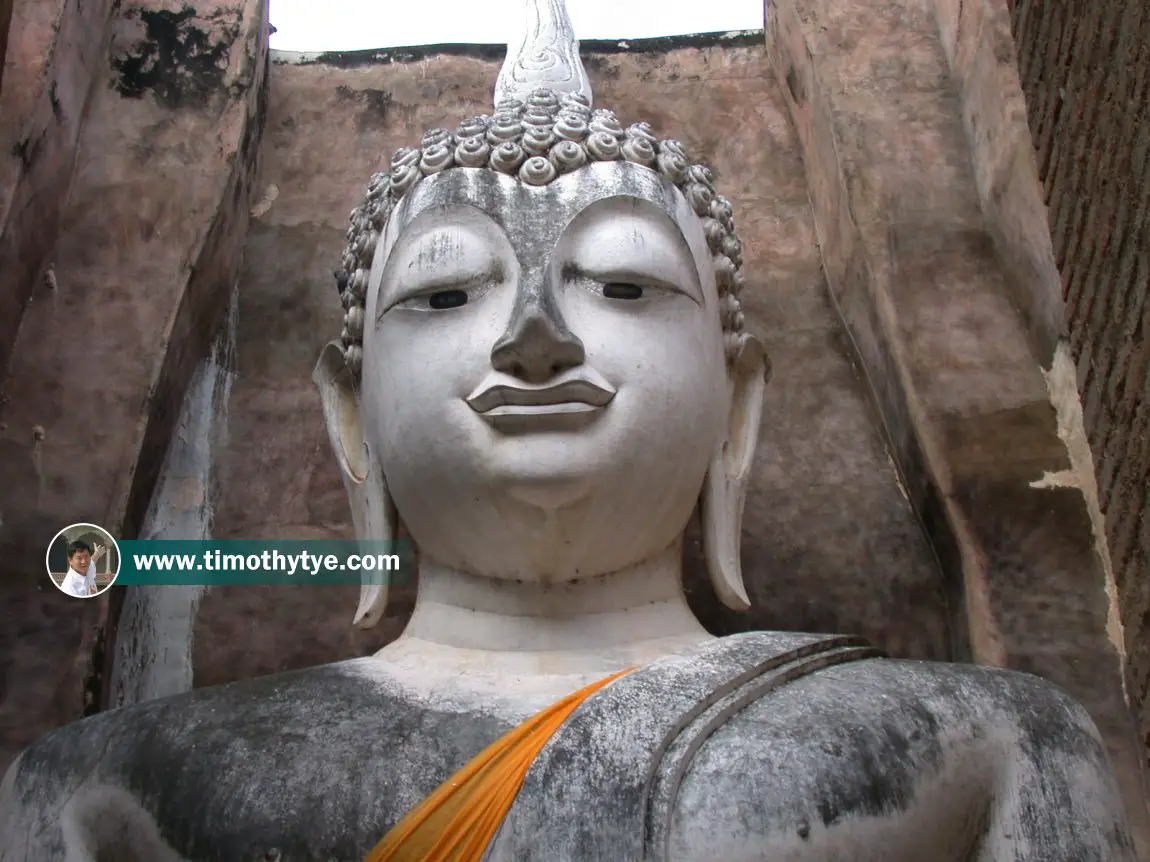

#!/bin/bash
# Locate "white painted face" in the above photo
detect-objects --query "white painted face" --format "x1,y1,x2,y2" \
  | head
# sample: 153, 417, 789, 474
361, 161, 731, 581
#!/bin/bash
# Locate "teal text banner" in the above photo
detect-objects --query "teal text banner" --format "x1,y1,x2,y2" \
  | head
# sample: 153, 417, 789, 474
115, 540, 413, 586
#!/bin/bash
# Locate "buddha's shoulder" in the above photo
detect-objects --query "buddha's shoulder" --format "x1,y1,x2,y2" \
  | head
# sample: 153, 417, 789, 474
664, 654, 1117, 860
0, 666, 515, 855
12, 659, 406, 771
10, 658, 519, 783
0, 659, 514, 861
664, 632, 1102, 748
760, 652, 1093, 727
695, 653, 1104, 773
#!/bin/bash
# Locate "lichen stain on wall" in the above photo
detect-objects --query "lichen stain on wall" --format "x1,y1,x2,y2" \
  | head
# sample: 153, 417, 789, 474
110, 4, 241, 109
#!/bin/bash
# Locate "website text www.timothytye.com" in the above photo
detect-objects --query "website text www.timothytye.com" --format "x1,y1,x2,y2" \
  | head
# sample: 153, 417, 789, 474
131, 548, 401, 576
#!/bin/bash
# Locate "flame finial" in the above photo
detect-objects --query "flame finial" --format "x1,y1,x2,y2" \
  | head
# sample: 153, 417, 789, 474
494, 0, 592, 108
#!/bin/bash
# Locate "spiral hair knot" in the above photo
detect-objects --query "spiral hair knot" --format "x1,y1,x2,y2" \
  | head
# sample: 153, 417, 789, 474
487, 114, 524, 144
367, 172, 388, 193
554, 112, 589, 142
526, 88, 560, 111
656, 152, 689, 185
456, 116, 489, 139
626, 122, 658, 145
712, 254, 736, 290
686, 183, 714, 217
522, 108, 557, 129
660, 139, 690, 162
345, 305, 365, 339
455, 136, 492, 168
710, 196, 735, 225
687, 164, 716, 189
344, 345, 363, 378
390, 147, 421, 170
490, 141, 527, 174
621, 136, 657, 168
701, 218, 726, 253
722, 234, 744, 266
389, 163, 420, 197
420, 144, 454, 175
589, 111, 625, 139
550, 140, 587, 173
560, 92, 591, 111
349, 268, 369, 301
366, 199, 388, 226
519, 155, 558, 186
585, 131, 621, 161
522, 125, 557, 155
421, 128, 454, 150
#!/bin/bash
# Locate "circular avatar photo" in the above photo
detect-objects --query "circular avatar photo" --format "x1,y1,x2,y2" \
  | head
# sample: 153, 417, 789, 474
46, 523, 121, 598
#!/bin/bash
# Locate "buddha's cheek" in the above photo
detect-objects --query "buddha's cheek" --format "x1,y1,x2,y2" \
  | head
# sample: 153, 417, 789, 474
360, 313, 506, 500
569, 301, 730, 464
536, 306, 730, 553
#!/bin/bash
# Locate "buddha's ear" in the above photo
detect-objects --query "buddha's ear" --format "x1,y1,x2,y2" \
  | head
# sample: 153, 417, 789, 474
700, 333, 770, 611
313, 341, 399, 629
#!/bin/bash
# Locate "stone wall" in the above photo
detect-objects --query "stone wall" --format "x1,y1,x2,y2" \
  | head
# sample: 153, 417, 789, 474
768, 0, 1147, 842
1010, 0, 1150, 756
0, 0, 268, 775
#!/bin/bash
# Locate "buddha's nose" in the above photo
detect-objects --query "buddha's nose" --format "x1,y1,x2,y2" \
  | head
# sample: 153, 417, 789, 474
490, 295, 585, 384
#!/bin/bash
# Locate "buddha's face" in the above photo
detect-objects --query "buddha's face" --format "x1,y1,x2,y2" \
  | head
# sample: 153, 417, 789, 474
361, 162, 731, 580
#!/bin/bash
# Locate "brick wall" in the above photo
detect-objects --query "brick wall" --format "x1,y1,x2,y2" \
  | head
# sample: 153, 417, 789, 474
1011, 0, 1150, 747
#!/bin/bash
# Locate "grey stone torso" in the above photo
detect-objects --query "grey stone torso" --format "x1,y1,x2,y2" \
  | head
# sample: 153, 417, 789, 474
0, 633, 1135, 862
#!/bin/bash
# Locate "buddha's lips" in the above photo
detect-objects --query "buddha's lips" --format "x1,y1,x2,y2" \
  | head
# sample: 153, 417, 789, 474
466, 375, 616, 416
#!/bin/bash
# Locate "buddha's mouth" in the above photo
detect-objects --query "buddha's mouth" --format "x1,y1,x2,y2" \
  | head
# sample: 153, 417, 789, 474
466, 370, 616, 432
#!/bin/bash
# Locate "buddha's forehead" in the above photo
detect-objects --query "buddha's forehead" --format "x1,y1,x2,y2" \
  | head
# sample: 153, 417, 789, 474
388, 161, 700, 256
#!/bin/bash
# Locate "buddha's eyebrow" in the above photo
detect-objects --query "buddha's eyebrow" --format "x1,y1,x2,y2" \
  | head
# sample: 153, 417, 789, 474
562, 262, 687, 292
394, 230, 504, 286
559, 207, 703, 301
399, 261, 505, 292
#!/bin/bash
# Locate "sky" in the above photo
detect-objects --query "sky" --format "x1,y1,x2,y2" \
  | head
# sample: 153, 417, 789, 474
268, 0, 765, 53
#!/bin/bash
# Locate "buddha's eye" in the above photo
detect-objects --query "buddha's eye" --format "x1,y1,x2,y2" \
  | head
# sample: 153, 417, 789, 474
602, 283, 644, 300
427, 289, 469, 310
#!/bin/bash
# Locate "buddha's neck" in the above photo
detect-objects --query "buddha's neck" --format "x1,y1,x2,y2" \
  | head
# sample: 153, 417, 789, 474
377, 539, 712, 686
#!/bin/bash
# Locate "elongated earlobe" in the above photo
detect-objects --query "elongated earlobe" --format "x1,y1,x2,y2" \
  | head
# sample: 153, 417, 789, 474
314, 341, 400, 629
700, 334, 769, 611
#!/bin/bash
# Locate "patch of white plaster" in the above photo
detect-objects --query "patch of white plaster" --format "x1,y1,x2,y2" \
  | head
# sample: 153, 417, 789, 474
250, 184, 279, 219
108, 281, 239, 707
1032, 340, 1128, 703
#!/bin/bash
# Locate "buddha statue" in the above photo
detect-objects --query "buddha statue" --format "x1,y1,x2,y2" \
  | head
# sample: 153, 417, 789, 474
0, 2, 1137, 860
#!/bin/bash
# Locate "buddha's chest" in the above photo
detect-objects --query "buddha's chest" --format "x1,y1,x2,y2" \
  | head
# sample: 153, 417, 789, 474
10, 669, 530, 862
136, 709, 967, 862
12, 649, 1016, 862
146, 702, 517, 861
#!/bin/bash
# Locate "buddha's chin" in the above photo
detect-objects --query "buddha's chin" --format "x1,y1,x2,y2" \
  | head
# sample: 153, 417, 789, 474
478, 435, 609, 510
497, 475, 593, 511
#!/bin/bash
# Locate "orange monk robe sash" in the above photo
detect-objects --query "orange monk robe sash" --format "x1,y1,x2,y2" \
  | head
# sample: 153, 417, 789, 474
364, 668, 635, 862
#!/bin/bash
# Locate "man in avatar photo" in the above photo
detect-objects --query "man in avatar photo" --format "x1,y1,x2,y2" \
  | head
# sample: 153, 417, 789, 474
59, 540, 106, 598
